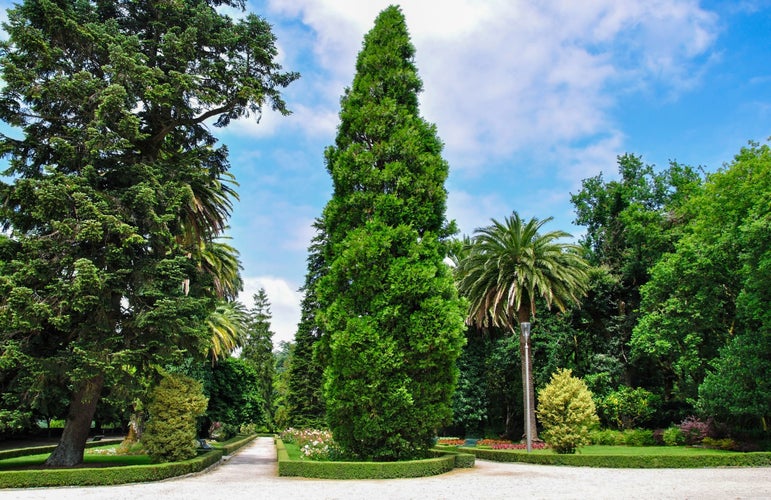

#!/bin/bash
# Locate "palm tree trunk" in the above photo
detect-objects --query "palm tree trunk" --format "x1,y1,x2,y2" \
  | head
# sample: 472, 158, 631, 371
517, 312, 539, 443
44, 374, 105, 467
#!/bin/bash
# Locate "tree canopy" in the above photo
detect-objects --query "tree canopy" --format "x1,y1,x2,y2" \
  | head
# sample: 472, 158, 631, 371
316, 6, 465, 460
0, 0, 297, 466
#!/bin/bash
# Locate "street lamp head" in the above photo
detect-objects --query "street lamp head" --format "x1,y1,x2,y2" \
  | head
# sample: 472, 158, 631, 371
520, 321, 531, 340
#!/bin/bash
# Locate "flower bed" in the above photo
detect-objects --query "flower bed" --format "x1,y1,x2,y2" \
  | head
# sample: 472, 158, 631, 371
475, 439, 548, 450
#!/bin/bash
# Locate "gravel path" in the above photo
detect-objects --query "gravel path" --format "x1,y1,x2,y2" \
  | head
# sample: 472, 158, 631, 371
2, 437, 769, 499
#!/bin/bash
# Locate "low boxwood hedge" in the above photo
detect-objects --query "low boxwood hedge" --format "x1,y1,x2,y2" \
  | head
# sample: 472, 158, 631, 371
0, 434, 257, 488
276, 438, 475, 479
464, 447, 771, 468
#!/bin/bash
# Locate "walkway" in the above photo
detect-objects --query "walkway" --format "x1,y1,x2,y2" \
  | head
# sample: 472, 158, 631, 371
1, 437, 770, 499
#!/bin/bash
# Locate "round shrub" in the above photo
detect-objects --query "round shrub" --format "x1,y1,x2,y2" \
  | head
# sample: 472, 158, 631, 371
598, 386, 659, 430
537, 368, 599, 454
663, 426, 685, 446
142, 373, 208, 463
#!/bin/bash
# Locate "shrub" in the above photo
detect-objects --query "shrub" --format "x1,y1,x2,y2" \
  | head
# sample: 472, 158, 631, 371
701, 437, 737, 451
598, 386, 659, 430
537, 368, 599, 454
142, 374, 208, 463
679, 416, 711, 445
623, 429, 655, 446
663, 426, 685, 446
589, 429, 625, 446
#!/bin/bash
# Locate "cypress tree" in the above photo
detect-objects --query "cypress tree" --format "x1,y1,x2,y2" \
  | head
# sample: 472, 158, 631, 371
316, 5, 466, 460
286, 224, 327, 428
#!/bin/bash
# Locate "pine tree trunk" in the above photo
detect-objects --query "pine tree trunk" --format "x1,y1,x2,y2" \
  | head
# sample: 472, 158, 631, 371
44, 374, 105, 467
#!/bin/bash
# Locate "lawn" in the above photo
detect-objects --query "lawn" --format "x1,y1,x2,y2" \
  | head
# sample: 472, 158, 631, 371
0, 445, 152, 469
479, 445, 734, 456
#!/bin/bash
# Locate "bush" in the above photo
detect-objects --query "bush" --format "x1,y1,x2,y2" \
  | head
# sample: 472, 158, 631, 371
537, 368, 599, 454
663, 426, 685, 446
597, 386, 659, 430
679, 416, 712, 445
701, 437, 737, 451
142, 374, 208, 463
589, 429, 625, 446
623, 429, 655, 447
275, 437, 474, 479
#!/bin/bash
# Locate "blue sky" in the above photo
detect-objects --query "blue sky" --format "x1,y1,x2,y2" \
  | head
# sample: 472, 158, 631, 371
2, 1, 770, 345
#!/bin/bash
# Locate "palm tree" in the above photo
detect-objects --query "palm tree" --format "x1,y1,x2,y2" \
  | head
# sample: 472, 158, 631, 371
455, 211, 590, 441
207, 300, 249, 362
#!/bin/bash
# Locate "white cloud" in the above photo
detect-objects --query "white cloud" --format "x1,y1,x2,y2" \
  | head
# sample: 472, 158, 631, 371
239, 276, 303, 347
262, 0, 718, 184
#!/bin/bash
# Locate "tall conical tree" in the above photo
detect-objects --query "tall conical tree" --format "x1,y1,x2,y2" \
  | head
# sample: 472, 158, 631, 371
316, 6, 466, 460
241, 289, 276, 427
286, 221, 327, 428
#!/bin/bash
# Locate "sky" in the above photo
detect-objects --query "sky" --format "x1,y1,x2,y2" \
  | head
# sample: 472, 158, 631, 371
2, 1, 771, 347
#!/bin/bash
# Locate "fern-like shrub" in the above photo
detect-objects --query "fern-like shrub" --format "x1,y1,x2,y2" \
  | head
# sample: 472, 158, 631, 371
537, 368, 599, 454
142, 373, 208, 463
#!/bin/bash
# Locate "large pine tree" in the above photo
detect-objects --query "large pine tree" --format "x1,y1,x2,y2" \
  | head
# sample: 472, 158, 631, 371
0, 0, 296, 465
316, 6, 466, 460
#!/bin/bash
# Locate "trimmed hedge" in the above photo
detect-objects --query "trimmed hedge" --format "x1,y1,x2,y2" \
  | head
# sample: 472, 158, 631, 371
0, 434, 257, 488
276, 438, 474, 479
464, 447, 771, 468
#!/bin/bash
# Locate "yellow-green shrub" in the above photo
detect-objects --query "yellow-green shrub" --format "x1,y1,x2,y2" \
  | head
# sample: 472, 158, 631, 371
142, 374, 208, 463
537, 368, 599, 454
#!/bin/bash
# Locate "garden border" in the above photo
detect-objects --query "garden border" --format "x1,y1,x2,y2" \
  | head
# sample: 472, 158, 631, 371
0, 434, 257, 489
276, 437, 474, 479
461, 446, 771, 468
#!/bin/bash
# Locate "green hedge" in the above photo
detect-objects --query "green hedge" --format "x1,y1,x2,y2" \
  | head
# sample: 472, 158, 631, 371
0, 434, 257, 488
276, 438, 474, 479
464, 447, 771, 468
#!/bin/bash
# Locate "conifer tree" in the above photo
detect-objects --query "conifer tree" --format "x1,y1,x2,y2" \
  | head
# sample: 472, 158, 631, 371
0, 0, 296, 465
242, 289, 276, 427
286, 225, 327, 427
316, 6, 465, 460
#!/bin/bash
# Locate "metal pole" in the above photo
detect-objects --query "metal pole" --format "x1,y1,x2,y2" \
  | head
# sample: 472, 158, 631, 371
521, 321, 532, 453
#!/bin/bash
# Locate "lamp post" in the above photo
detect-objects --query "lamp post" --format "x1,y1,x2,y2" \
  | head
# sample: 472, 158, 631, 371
520, 321, 532, 453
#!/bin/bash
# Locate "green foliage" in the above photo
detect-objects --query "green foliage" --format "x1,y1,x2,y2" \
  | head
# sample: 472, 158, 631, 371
240, 289, 276, 428
276, 438, 473, 479
142, 374, 208, 463
571, 155, 703, 395
287, 227, 327, 428
0, 0, 296, 464
454, 212, 591, 443
316, 6, 465, 460
537, 369, 599, 454
622, 429, 656, 447
663, 426, 686, 446
634, 142, 770, 412
0, 436, 256, 488
701, 437, 737, 451
597, 386, 660, 430
206, 356, 264, 430
465, 447, 771, 468
451, 330, 489, 436
589, 429, 626, 446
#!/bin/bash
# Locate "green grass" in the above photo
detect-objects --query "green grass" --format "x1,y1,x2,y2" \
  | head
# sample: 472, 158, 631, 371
574, 446, 731, 456
471, 445, 733, 456
0, 445, 152, 469
463, 444, 771, 468
282, 442, 303, 460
